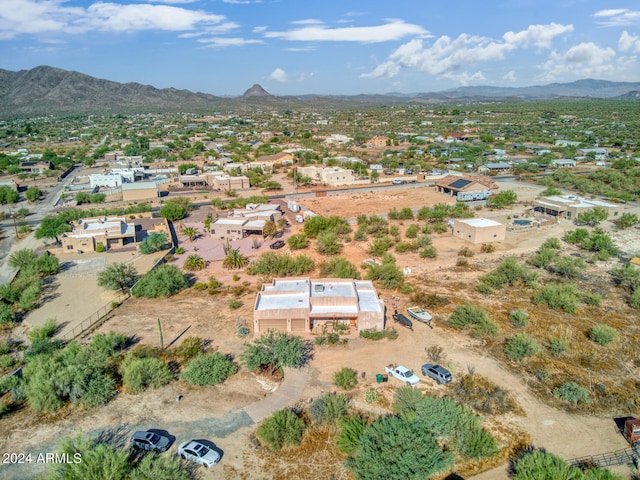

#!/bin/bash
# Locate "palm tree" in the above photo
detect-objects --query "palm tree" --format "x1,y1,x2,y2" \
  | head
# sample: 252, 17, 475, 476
184, 254, 207, 271
222, 248, 249, 270
181, 226, 199, 242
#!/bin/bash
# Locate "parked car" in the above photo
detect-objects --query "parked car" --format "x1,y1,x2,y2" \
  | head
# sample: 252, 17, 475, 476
130, 430, 171, 453
385, 363, 420, 385
178, 440, 221, 468
421, 364, 453, 384
392, 179, 405, 185
270, 240, 285, 249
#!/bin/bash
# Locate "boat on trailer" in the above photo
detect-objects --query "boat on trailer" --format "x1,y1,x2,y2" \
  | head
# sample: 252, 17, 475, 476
407, 307, 433, 327
392, 311, 413, 330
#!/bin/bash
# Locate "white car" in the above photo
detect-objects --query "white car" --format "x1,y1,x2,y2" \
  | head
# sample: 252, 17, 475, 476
178, 440, 221, 468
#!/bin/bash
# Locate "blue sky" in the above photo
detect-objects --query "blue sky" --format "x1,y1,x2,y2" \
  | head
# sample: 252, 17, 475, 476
1, 0, 639, 95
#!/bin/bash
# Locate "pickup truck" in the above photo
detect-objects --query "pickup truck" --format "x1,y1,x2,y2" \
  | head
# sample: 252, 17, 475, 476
385, 364, 420, 385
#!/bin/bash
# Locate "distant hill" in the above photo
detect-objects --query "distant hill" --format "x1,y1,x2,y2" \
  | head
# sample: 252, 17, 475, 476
0, 66, 638, 118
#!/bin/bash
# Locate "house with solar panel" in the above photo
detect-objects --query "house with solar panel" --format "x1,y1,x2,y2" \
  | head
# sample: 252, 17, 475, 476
434, 175, 492, 202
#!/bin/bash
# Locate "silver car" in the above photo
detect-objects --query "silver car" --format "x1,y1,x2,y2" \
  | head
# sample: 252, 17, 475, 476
178, 440, 221, 468
130, 430, 170, 453
421, 364, 453, 384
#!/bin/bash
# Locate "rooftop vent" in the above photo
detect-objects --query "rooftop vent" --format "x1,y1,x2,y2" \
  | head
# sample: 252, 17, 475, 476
314, 284, 325, 293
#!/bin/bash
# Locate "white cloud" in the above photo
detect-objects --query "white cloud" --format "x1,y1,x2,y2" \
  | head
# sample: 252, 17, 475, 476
619, 31, 640, 52
538, 42, 617, 81
0, 0, 226, 39
269, 68, 288, 82
252, 26, 267, 33
197, 37, 263, 47
593, 8, 640, 27
147, 0, 197, 4
503, 70, 517, 81
291, 19, 324, 26
264, 19, 429, 43
503, 23, 574, 49
361, 23, 572, 82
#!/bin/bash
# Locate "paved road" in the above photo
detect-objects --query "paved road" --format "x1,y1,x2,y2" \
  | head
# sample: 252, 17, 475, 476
1, 367, 310, 480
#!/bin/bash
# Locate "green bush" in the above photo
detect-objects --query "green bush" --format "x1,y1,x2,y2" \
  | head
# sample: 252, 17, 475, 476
138, 232, 169, 254
183, 254, 206, 271
303, 215, 351, 238
336, 416, 366, 456
547, 337, 568, 355
364, 259, 404, 289
319, 257, 361, 279
95, 243, 106, 253
333, 367, 358, 390
478, 257, 538, 294
564, 228, 590, 244
533, 283, 578, 313
420, 246, 438, 258
47, 435, 130, 480
348, 415, 453, 480
256, 409, 305, 450
541, 237, 562, 250
393, 385, 422, 416
504, 333, 540, 361
315, 230, 342, 255
241, 331, 311, 371
120, 356, 172, 394
552, 255, 587, 278
228, 298, 242, 309
0, 303, 15, 325
509, 309, 529, 328
359, 329, 398, 340
448, 304, 499, 337
405, 224, 419, 238
174, 337, 204, 361
287, 233, 309, 250
581, 292, 602, 306
309, 392, 349, 424
131, 265, 188, 298
180, 352, 238, 386
513, 450, 588, 480
554, 382, 589, 404
630, 288, 640, 309
364, 389, 378, 404
367, 236, 394, 257
246, 252, 314, 276
588, 324, 619, 346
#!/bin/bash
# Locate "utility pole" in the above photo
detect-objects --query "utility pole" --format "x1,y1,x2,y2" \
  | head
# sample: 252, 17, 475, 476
10, 210, 18, 238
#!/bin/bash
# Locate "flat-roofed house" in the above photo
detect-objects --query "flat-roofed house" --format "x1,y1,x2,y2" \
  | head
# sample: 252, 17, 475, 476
434, 175, 491, 201
533, 195, 622, 220
453, 218, 506, 244
253, 278, 384, 335
61, 217, 136, 252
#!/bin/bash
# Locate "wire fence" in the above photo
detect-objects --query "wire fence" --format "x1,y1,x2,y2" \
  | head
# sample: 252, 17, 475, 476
568, 445, 640, 469
58, 291, 129, 342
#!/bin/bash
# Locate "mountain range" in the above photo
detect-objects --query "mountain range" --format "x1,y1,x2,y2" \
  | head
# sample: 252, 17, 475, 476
0, 66, 638, 118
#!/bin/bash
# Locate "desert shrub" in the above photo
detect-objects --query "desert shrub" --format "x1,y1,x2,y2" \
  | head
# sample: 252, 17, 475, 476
420, 245, 438, 258
303, 215, 351, 238
426, 345, 446, 363
512, 449, 586, 480
458, 428, 500, 460
551, 255, 587, 278
367, 236, 394, 257
0, 354, 13, 368
547, 337, 568, 355
309, 392, 349, 424
246, 252, 314, 276
319, 257, 360, 279
554, 382, 589, 404
138, 232, 169, 254
478, 257, 538, 294
0, 303, 14, 325
405, 224, 419, 238
333, 367, 358, 390
448, 304, 499, 337
364, 389, 378, 404
336, 416, 366, 456
131, 265, 188, 298
315, 230, 342, 255
353, 229, 367, 241
486, 190, 517, 209
456, 258, 469, 267
228, 298, 242, 309
287, 233, 308, 250
480, 243, 496, 253
130, 452, 193, 480
410, 291, 450, 308
394, 241, 411, 253
389, 225, 400, 237
359, 328, 398, 340
241, 331, 311, 371
28, 319, 57, 343
588, 324, 619, 346
120, 356, 172, 394
509, 309, 529, 328
81, 374, 117, 408
431, 222, 448, 233
175, 336, 204, 361
458, 246, 474, 257
348, 415, 453, 480
564, 228, 590, 244
533, 282, 579, 313
256, 409, 305, 450
393, 385, 423, 416
542, 237, 562, 250
180, 352, 238, 386
581, 292, 602, 306
18, 283, 41, 311
95, 243, 106, 253
505, 333, 540, 361
451, 374, 521, 416
575, 207, 608, 227
630, 288, 640, 309
364, 257, 404, 289
610, 263, 639, 291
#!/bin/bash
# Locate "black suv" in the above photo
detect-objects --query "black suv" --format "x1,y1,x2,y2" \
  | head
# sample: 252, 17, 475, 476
130, 430, 171, 452
270, 240, 285, 249
421, 364, 453, 384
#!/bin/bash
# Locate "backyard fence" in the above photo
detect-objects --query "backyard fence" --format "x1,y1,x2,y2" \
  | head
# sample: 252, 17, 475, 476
568, 445, 640, 470
58, 291, 129, 342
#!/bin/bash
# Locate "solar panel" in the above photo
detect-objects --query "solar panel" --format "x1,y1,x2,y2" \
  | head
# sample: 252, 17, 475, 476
449, 179, 471, 189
